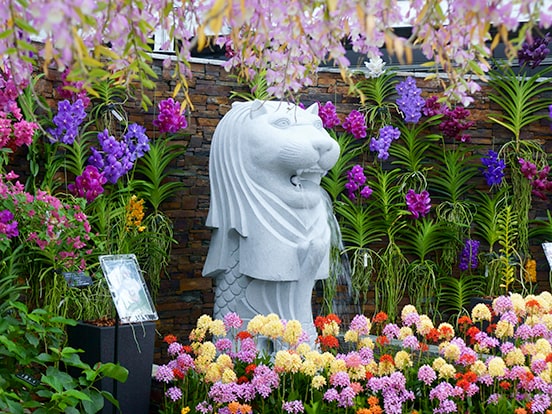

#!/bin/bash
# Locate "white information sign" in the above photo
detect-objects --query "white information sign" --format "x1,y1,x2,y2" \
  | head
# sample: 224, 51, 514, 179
99, 254, 158, 324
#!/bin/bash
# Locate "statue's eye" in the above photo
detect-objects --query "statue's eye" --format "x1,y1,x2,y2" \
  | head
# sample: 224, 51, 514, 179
313, 119, 323, 129
272, 118, 291, 129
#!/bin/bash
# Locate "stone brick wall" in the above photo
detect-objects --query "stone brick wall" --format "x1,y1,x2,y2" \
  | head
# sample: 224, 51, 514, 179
28, 57, 552, 362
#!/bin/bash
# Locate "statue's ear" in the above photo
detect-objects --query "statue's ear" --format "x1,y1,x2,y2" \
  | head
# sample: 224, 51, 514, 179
250, 100, 269, 119
305, 102, 319, 116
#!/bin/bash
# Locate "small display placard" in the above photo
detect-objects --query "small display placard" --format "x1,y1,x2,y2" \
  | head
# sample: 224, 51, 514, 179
99, 254, 158, 324
63, 271, 93, 288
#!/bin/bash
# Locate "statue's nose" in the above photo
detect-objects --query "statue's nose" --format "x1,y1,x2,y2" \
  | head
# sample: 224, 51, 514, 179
313, 136, 336, 154
314, 138, 339, 170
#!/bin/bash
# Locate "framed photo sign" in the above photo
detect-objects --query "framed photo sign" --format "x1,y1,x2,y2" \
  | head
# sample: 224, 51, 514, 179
99, 254, 158, 324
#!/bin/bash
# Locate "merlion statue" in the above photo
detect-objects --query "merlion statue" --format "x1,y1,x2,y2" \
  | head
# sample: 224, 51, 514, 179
202, 100, 340, 341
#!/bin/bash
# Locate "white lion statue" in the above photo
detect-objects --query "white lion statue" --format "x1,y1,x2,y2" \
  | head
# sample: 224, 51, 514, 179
202, 100, 340, 342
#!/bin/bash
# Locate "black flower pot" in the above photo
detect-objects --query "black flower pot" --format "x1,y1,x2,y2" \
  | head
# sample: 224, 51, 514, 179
67, 321, 156, 414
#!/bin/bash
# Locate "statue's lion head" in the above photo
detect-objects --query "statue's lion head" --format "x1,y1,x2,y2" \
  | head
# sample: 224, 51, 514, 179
203, 100, 340, 281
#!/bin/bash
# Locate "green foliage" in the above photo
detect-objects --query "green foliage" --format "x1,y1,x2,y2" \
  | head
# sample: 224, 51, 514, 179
347, 248, 376, 304
429, 147, 479, 272
322, 131, 362, 202
133, 135, 186, 213
15, 76, 54, 192
474, 197, 522, 297
0, 246, 26, 315
373, 241, 408, 322
496, 204, 520, 293
473, 188, 509, 251
333, 198, 382, 249
407, 259, 440, 316
438, 273, 486, 319
488, 63, 552, 143
320, 246, 346, 315
429, 147, 478, 204
129, 135, 186, 299
0, 302, 128, 413
401, 219, 452, 262
355, 70, 399, 130
366, 166, 407, 237
487, 63, 552, 260
391, 118, 441, 173
529, 210, 552, 241
88, 80, 130, 132
401, 219, 452, 315
230, 70, 273, 102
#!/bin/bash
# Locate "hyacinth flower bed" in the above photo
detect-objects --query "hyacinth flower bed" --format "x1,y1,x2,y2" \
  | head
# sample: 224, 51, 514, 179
154, 293, 552, 414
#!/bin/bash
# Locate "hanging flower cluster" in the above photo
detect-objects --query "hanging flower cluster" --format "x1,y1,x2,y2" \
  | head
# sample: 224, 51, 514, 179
405, 189, 431, 219
0, 68, 38, 153
67, 165, 107, 203
518, 33, 551, 69
345, 165, 372, 201
126, 195, 146, 232
396, 76, 425, 123
458, 239, 480, 271
422, 96, 445, 118
153, 98, 188, 134
318, 101, 340, 129
88, 124, 150, 184
0, 209, 18, 245
421, 96, 475, 142
480, 150, 506, 186
436, 106, 474, 143
518, 157, 552, 200
0, 171, 93, 269
47, 99, 87, 144
364, 57, 386, 79
342, 110, 367, 140
369, 125, 401, 160
525, 259, 537, 283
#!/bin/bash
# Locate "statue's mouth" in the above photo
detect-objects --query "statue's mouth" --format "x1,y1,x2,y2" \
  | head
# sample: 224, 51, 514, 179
290, 168, 326, 187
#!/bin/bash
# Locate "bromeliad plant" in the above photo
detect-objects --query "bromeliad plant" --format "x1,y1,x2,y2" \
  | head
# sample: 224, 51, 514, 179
155, 292, 552, 414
